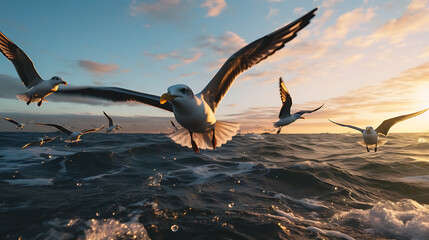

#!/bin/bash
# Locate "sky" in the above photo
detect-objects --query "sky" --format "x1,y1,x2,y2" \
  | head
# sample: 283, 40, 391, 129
0, 0, 428, 133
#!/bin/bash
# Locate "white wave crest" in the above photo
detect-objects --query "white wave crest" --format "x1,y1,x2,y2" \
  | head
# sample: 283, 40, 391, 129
333, 199, 429, 240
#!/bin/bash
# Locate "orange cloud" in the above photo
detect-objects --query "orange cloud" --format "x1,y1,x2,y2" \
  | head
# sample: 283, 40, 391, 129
78, 60, 120, 76
201, 0, 226, 17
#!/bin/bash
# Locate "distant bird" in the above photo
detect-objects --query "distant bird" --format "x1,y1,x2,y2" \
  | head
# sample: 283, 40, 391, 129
21, 136, 59, 149
3, 117, 26, 129
170, 120, 179, 131
0, 31, 67, 106
35, 123, 104, 145
103, 111, 122, 133
57, 8, 318, 153
274, 77, 324, 134
329, 108, 429, 152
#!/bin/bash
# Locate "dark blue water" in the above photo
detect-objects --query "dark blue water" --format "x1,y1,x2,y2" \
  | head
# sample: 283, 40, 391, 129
1, 132, 429, 240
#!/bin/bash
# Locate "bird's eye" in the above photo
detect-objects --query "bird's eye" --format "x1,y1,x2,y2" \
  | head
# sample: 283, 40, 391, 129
180, 88, 187, 93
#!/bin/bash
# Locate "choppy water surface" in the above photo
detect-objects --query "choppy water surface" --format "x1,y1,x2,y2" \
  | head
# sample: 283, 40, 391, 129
0, 132, 429, 240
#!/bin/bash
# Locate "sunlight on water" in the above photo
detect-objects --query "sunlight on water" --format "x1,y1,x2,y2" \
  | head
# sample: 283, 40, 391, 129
84, 218, 150, 240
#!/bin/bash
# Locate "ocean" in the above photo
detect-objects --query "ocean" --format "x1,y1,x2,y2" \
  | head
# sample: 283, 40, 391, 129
0, 132, 428, 240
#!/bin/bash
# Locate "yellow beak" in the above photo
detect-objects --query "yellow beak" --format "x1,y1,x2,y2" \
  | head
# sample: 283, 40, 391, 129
160, 92, 176, 104
62, 81, 68, 85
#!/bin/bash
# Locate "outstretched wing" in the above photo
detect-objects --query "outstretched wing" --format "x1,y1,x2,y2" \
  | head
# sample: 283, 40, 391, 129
294, 103, 325, 116
57, 87, 173, 112
103, 111, 114, 127
329, 119, 364, 133
0, 31, 43, 88
82, 126, 104, 134
375, 108, 429, 136
278, 77, 292, 119
21, 141, 39, 149
35, 123, 73, 136
3, 117, 20, 126
43, 135, 59, 143
200, 8, 317, 112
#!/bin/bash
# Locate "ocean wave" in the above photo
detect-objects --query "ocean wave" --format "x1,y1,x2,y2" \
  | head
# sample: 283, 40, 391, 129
3, 178, 54, 186
333, 199, 429, 240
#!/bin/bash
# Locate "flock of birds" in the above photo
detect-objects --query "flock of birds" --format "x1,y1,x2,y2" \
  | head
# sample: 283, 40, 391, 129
1, 8, 428, 153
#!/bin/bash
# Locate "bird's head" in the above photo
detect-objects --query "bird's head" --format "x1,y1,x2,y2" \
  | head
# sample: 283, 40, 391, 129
51, 76, 67, 85
365, 126, 373, 132
294, 114, 305, 119
160, 84, 194, 104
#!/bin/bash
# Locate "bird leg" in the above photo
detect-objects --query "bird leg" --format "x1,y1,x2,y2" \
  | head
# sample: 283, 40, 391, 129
366, 145, 370, 152
212, 128, 216, 150
189, 130, 199, 153
276, 127, 282, 134
27, 97, 32, 105
375, 144, 377, 152
38, 98, 43, 107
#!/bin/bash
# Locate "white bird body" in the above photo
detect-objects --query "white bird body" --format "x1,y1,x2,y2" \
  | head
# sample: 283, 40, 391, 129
274, 114, 301, 128
106, 125, 121, 133
67, 132, 83, 143
172, 93, 216, 133
17, 78, 66, 105
362, 127, 378, 145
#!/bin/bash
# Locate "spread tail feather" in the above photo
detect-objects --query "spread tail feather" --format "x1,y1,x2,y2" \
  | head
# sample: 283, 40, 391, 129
168, 121, 240, 150
16, 93, 48, 103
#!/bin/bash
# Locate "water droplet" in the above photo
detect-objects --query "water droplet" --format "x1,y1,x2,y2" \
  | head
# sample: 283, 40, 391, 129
96, 212, 100, 216
334, 187, 338, 190
48, 155, 52, 159
228, 203, 235, 208
171, 224, 179, 232
173, 157, 177, 160
76, 183, 82, 187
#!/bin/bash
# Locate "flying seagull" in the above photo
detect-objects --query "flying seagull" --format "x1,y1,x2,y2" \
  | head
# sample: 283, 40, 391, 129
329, 108, 429, 152
3, 117, 27, 129
103, 111, 122, 133
35, 123, 104, 145
21, 136, 59, 149
57, 8, 318, 153
0, 31, 67, 106
274, 77, 324, 134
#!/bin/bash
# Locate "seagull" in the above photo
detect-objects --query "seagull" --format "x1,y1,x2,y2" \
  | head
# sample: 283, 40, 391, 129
57, 8, 318, 153
21, 136, 59, 149
3, 117, 27, 129
329, 108, 429, 152
274, 77, 324, 134
0, 31, 67, 106
103, 111, 122, 133
35, 123, 104, 145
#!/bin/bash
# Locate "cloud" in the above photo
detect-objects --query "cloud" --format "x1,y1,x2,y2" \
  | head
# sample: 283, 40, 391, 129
77, 60, 120, 77
267, 7, 280, 19
321, 0, 344, 8
0, 74, 27, 100
143, 49, 203, 71
201, 0, 226, 17
294, 7, 304, 15
324, 8, 375, 40
129, 0, 189, 23
198, 31, 246, 57
346, 0, 429, 47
